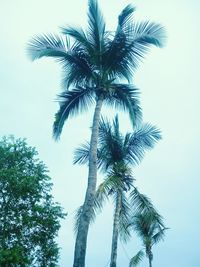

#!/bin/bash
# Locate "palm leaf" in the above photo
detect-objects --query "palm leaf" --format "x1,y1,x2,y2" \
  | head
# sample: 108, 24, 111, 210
124, 123, 161, 165
102, 33, 132, 81
130, 187, 157, 215
97, 172, 123, 197
98, 116, 112, 143
112, 115, 120, 139
102, 5, 136, 81
152, 227, 168, 245
133, 123, 162, 148
28, 34, 95, 88
93, 175, 120, 218
130, 188, 165, 228
118, 4, 136, 33
61, 47, 95, 88
61, 26, 93, 54
27, 34, 67, 61
117, 191, 132, 242
132, 21, 166, 48
132, 213, 152, 238
104, 84, 142, 127
97, 117, 125, 171
132, 212, 165, 239
87, 0, 105, 54
119, 21, 166, 72
129, 250, 145, 267
53, 87, 95, 140
103, 20, 166, 81
73, 142, 90, 165
73, 141, 105, 169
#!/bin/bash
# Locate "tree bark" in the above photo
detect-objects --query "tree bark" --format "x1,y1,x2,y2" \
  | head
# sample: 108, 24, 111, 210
73, 95, 104, 267
110, 192, 121, 267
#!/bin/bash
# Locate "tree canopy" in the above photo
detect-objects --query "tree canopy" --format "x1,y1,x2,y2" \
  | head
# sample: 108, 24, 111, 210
0, 136, 66, 267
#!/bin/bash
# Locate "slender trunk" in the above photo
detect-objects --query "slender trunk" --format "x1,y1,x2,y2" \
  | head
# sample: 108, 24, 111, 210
148, 251, 153, 267
149, 257, 152, 267
110, 192, 121, 267
73, 95, 104, 267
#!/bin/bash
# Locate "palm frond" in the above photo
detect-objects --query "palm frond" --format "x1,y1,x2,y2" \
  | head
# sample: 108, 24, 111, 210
103, 20, 166, 81
61, 26, 93, 54
152, 227, 168, 245
129, 250, 145, 267
118, 21, 166, 73
73, 142, 90, 165
94, 177, 114, 213
131, 213, 151, 238
104, 84, 142, 127
130, 187, 156, 215
61, 47, 95, 88
53, 87, 95, 140
132, 21, 166, 48
113, 115, 120, 139
118, 4, 136, 32
117, 191, 132, 242
97, 117, 125, 171
102, 33, 132, 81
97, 172, 123, 197
28, 34, 95, 88
27, 34, 67, 61
98, 116, 112, 142
73, 141, 104, 170
130, 188, 165, 228
132, 211, 165, 240
133, 123, 162, 148
102, 5, 136, 81
124, 123, 161, 165
87, 0, 105, 54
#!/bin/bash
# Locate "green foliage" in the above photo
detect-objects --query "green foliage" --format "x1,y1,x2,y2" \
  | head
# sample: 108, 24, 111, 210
0, 136, 66, 267
129, 250, 145, 267
132, 212, 167, 246
74, 115, 161, 172
27, 1, 166, 139
74, 115, 162, 241
129, 211, 168, 267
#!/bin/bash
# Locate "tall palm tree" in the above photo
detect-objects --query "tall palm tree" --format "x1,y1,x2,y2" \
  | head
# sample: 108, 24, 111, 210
129, 212, 167, 267
28, 1, 165, 265
74, 115, 162, 267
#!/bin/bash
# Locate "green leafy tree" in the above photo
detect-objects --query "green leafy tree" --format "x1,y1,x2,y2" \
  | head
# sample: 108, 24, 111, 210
74, 115, 162, 267
0, 136, 66, 267
129, 212, 167, 267
28, 0, 165, 265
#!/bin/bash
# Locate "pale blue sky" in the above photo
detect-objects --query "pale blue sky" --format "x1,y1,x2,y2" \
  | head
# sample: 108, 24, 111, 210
1, 0, 200, 266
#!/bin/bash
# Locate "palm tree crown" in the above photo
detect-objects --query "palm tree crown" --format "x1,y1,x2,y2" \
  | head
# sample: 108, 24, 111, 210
129, 212, 167, 267
28, 0, 165, 139
74, 115, 162, 170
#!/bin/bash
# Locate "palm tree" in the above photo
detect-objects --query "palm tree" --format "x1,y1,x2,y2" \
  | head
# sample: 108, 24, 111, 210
129, 212, 167, 267
74, 115, 162, 267
28, 1, 165, 265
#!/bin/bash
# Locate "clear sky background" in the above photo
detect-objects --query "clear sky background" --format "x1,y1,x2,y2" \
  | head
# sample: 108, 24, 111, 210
1, 0, 200, 266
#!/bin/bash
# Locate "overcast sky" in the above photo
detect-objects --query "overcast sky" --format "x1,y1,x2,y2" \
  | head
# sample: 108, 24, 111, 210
1, 0, 200, 266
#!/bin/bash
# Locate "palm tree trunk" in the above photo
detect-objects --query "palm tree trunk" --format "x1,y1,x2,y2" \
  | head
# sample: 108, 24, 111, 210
73, 94, 104, 267
149, 257, 152, 267
110, 192, 121, 267
148, 252, 153, 267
